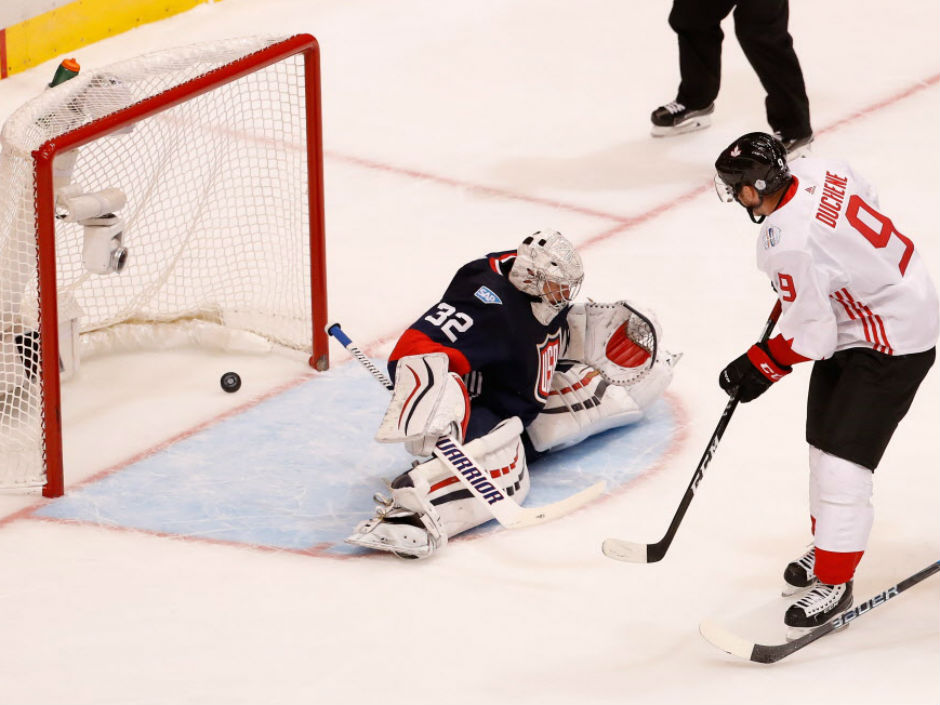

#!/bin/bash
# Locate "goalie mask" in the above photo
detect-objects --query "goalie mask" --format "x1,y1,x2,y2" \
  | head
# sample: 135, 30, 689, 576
509, 230, 584, 325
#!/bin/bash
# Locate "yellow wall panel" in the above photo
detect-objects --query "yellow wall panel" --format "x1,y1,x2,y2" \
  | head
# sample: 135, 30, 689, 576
3, 0, 218, 77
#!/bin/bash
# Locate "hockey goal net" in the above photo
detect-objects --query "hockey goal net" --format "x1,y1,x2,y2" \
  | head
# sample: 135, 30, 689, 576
0, 34, 327, 497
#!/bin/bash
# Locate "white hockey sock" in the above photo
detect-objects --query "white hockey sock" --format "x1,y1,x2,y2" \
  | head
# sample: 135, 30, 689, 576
809, 445, 874, 553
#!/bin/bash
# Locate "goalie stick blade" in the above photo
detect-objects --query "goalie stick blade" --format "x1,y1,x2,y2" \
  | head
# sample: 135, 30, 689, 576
501, 480, 607, 529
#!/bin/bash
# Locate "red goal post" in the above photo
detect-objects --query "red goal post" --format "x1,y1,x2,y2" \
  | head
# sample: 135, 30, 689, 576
0, 35, 328, 497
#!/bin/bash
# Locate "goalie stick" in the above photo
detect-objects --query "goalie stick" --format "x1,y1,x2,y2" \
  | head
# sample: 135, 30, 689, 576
699, 560, 940, 663
326, 322, 606, 529
602, 299, 782, 563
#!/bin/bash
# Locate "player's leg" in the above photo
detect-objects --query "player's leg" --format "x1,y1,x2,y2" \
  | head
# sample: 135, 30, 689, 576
786, 347, 936, 637
651, 0, 734, 136
807, 347, 935, 471
732, 0, 812, 146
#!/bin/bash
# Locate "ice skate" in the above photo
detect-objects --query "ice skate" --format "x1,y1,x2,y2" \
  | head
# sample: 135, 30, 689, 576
784, 580, 853, 640
345, 491, 446, 559
782, 545, 818, 596
650, 101, 714, 137
774, 131, 814, 158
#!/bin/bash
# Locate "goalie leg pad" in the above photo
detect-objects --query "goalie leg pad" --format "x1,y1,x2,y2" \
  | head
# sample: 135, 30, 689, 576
526, 361, 644, 453
402, 418, 530, 539
348, 419, 529, 557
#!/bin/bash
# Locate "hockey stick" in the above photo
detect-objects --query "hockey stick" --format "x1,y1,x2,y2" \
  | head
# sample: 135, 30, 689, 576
699, 560, 940, 663
326, 322, 606, 529
602, 299, 782, 563
325, 322, 394, 390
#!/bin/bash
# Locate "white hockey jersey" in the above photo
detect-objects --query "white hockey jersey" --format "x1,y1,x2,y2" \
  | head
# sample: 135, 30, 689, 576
756, 158, 939, 360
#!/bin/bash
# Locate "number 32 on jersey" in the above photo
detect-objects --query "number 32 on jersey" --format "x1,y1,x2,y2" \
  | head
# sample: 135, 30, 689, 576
424, 303, 474, 342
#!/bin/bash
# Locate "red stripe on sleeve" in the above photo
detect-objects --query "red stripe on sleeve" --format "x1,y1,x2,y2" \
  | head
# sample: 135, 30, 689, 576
389, 328, 472, 376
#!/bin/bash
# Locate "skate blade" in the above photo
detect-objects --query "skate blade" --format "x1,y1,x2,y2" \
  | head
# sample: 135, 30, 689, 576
651, 116, 712, 137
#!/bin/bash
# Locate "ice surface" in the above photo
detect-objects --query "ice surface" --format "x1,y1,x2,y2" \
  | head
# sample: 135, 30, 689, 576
0, 2, 937, 703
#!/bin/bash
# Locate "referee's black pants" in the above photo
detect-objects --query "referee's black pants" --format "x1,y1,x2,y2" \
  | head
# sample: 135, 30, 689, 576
668, 0, 812, 139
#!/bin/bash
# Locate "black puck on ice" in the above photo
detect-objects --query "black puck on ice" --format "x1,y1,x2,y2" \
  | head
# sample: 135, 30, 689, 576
220, 371, 242, 393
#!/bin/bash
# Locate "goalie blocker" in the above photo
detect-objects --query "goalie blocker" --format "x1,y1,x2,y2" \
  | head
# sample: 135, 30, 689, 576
347, 231, 679, 558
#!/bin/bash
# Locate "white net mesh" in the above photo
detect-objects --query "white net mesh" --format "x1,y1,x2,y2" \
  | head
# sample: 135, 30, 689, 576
0, 35, 319, 490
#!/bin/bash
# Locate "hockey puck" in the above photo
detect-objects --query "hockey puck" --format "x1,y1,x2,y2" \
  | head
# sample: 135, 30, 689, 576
220, 371, 242, 393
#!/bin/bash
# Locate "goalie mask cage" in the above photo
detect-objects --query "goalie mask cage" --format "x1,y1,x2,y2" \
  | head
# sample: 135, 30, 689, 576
0, 34, 327, 497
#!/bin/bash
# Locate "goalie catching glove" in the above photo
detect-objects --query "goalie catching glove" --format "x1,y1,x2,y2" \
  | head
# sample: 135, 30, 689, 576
566, 300, 662, 386
376, 353, 470, 456
719, 342, 792, 402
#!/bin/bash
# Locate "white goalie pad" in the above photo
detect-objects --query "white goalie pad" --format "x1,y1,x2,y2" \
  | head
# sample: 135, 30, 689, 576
409, 417, 530, 538
376, 353, 469, 456
348, 418, 529, 557
526, 357, 677, 453
566, 301, 662, 386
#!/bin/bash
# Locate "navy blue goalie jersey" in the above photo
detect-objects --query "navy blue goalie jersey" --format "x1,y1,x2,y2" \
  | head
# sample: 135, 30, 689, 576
389, 250, 570, 438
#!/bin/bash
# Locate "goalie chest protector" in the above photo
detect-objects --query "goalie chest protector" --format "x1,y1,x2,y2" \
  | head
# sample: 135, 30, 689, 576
394, 251, 569, 430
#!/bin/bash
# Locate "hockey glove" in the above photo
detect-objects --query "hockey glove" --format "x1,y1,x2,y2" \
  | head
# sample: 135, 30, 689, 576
376, 353, 470, 456
719, 342, 792, 403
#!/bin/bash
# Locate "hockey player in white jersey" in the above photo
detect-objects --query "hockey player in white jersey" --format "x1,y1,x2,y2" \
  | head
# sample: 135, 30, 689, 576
714, 132, 938, 638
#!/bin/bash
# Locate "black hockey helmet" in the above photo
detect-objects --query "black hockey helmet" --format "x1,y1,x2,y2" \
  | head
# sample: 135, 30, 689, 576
714, 132, 790, 202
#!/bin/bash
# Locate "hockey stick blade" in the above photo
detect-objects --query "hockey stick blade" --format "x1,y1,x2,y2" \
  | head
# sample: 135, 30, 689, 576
601, 537, 660, 563
699, 560, 940, 664
327, 322, 606, 530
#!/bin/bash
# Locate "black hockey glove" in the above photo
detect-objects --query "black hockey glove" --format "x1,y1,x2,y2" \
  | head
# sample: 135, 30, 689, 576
719, 342, 792, 403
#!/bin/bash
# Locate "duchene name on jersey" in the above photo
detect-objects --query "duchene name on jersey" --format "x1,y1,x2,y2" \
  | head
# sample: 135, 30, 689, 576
814, 170, 848, 228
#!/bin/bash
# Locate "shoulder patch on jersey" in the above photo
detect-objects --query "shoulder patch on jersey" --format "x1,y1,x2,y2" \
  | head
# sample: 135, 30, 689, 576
474, 286, 503, 305
763, 226, 782, 249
